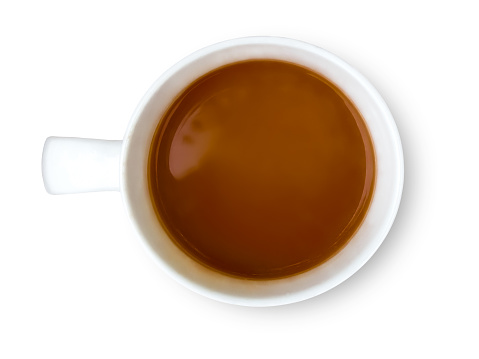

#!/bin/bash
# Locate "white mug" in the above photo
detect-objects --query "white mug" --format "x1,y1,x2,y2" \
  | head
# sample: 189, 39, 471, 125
42, 37, 404, 306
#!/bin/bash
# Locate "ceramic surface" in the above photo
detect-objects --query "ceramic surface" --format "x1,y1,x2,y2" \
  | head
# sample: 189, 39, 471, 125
43, 37, 404, 306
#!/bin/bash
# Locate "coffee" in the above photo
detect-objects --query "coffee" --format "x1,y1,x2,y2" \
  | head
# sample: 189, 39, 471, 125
148, 59, 375, 279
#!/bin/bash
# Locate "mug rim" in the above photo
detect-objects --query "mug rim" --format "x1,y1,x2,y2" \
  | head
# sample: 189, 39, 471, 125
119, 36, 404, 306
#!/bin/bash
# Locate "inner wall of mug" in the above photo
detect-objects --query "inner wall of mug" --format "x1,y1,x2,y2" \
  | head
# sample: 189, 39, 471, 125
121, 37, 403, 306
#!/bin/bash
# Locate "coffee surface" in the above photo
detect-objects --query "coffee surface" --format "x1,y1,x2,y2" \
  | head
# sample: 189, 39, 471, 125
148, 60, 375, 279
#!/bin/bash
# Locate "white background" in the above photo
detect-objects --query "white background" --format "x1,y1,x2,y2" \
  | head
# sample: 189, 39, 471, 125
1, 0, 478, 358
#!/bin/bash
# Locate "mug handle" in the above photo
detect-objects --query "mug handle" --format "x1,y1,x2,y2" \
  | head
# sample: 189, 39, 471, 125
42, 137, 122, 194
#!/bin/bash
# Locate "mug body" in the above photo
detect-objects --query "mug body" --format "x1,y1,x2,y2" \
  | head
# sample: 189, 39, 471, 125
119, 37, 403, 306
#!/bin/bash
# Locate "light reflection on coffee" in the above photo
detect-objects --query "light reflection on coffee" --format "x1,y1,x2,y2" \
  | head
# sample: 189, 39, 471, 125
148, 60, 375, 279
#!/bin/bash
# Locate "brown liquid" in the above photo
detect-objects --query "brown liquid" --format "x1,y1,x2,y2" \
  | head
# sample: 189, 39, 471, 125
148, 60, 375, 279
